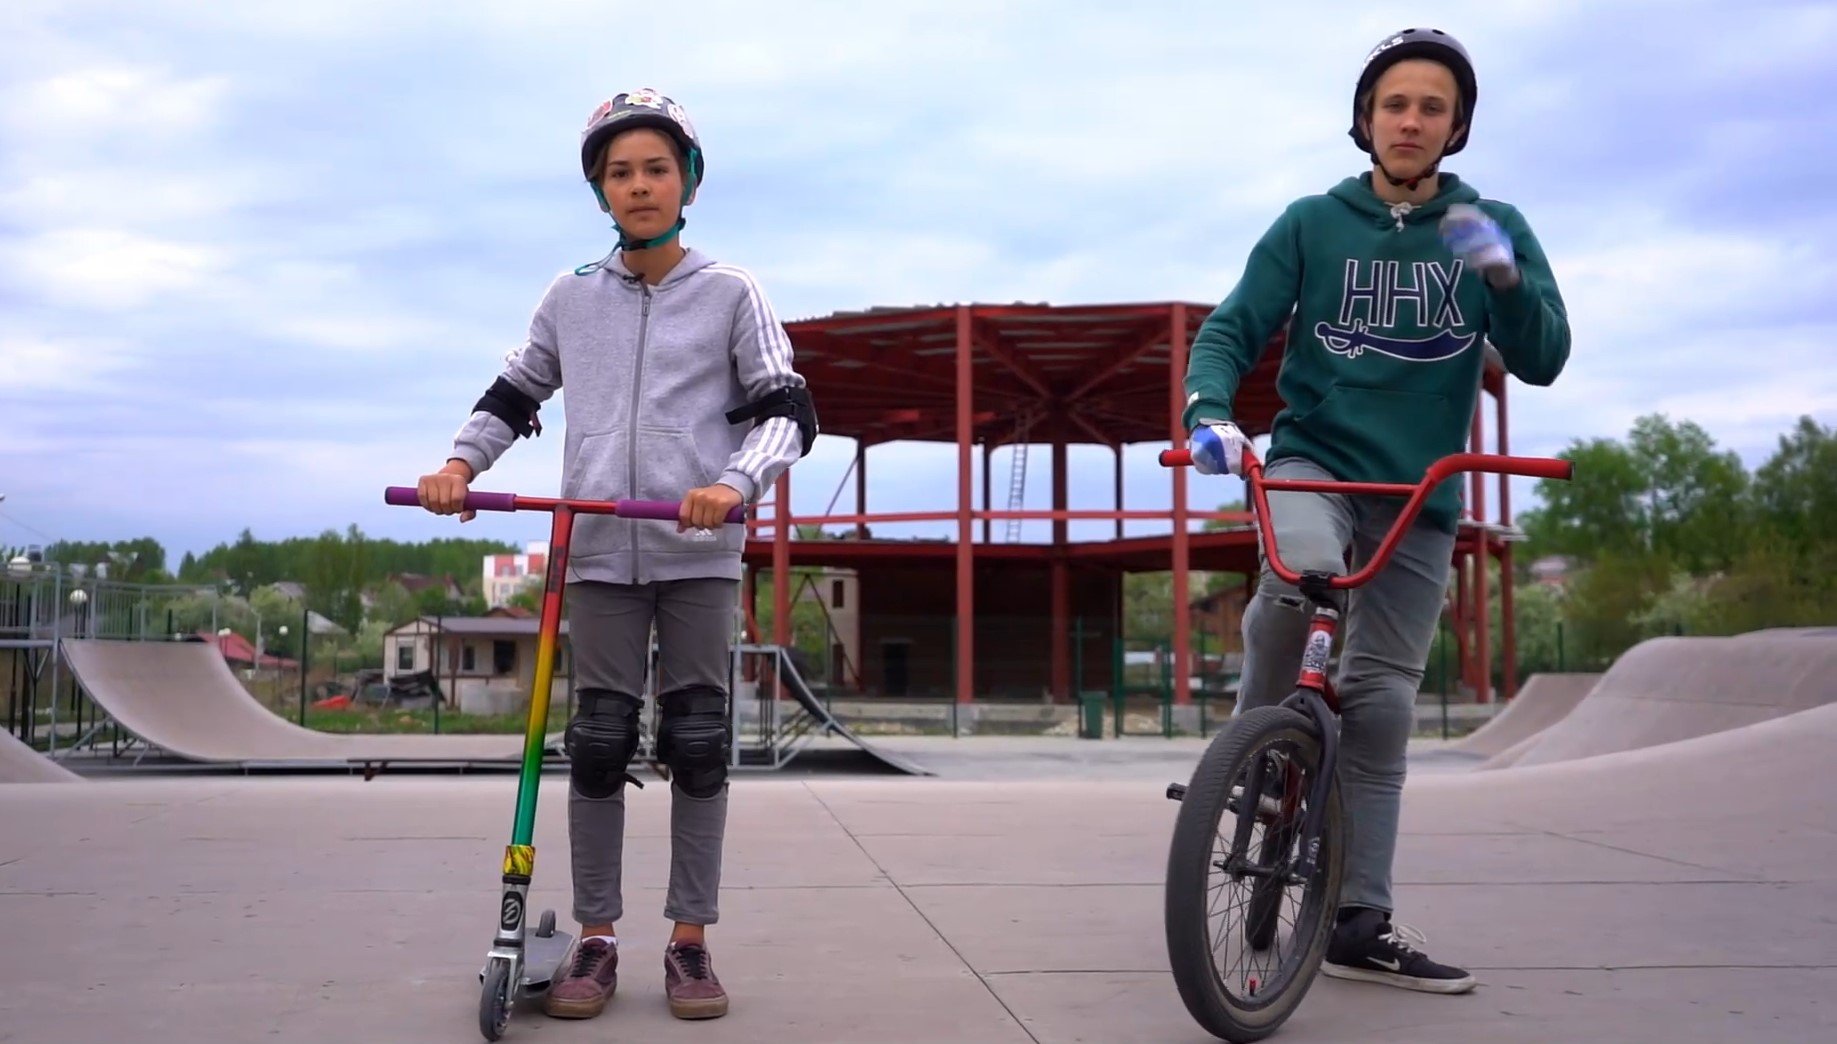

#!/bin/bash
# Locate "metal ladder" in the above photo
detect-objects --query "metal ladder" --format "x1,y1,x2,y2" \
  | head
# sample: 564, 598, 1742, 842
1005, 412, 1035, 542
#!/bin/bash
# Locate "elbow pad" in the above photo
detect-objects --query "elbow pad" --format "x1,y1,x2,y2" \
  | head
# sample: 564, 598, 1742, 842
725, 385, 817, 457
473, 377, 543, 439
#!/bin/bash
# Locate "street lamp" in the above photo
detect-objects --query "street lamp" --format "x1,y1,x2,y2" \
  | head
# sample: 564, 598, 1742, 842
69, 587, 88, 638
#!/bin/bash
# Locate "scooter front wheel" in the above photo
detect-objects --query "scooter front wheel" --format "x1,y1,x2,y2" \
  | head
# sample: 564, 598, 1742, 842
479, 956, 513, 1041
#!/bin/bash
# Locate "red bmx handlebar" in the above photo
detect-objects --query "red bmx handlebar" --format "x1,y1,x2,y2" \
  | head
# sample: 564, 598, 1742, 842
1159, 446, 1573, 590
383, 486, 746, 524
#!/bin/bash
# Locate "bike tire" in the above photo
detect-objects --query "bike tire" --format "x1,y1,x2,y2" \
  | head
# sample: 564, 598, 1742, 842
1165, 704, 1344, 1042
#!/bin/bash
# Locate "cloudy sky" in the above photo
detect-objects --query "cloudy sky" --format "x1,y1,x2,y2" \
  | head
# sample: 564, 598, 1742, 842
3, 0, 1833, 564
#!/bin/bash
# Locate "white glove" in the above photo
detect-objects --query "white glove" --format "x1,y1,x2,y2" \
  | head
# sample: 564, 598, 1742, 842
1439, 203, 1520, 288
1189, 420, 1250, 477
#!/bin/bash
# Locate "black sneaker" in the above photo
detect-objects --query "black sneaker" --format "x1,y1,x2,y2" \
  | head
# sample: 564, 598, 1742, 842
1321, 907, 1475, 994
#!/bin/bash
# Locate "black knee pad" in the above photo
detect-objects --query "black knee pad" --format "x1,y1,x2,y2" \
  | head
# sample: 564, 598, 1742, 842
564, 688, 643, 798
656, 685, 731, 798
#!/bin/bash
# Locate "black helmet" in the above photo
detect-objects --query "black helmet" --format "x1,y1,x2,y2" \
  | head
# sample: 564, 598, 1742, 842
1348, 28, 1477, 156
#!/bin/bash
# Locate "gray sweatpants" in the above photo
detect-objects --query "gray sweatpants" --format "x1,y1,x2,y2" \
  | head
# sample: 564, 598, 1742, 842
1234, 457, 1454, 914
564, 577, 737, 928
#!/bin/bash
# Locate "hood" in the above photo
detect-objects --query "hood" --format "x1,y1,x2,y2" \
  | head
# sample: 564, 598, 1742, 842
597, 246, 720, 287
1327, 172, 1480, 229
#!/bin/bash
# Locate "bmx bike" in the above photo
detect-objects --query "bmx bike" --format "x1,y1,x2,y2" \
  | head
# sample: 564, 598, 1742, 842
383, 484, 744, 1042
1154, 443, 1571, 1042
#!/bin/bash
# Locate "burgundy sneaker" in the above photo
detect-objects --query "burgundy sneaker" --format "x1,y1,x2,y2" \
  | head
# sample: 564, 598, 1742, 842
544, 936, 618, 1018
664, 940, 728, 1019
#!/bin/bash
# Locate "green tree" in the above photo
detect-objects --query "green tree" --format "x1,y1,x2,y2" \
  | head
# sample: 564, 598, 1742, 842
1519, 414, 1751, 574
1518, 437, 1649, 562
1749, 415, 1837, 555
1627, 415, 1750, 574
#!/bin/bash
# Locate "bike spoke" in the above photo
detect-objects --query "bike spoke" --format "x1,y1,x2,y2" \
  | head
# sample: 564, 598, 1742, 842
1198, 733, 1322, 1005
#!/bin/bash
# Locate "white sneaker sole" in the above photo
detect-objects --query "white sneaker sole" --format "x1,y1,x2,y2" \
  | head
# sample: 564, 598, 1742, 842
1321, 961, 1476, 994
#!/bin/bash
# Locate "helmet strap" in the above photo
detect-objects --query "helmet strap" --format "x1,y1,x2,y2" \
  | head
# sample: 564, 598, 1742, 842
1374, 153, 1440, 191
585, 149, 700, 253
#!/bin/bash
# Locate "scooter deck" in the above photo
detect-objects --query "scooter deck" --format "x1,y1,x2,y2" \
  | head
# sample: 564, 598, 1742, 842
521, 929, 575, 992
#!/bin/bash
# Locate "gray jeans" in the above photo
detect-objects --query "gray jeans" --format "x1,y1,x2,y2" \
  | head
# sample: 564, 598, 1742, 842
1234, 457, 1454, 913
564, 577, 737, 927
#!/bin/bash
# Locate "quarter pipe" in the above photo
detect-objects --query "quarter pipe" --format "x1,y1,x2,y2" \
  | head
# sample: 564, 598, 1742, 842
60, 639, 531, 769
0, 728, 81, 784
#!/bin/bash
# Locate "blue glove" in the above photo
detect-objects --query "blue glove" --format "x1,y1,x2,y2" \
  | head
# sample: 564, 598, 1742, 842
1190, 420, 1249, 477
1439, 203, 1519, 288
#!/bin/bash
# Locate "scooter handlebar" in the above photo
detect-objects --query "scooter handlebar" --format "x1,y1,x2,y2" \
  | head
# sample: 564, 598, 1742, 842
383, 486, 745, 522
383, 486, 519, 512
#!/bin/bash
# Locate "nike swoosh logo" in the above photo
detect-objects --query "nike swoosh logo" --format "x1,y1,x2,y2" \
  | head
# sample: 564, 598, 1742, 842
1370, 957, 1402, 971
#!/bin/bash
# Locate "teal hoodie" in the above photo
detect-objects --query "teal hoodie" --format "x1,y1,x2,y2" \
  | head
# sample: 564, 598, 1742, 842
1181, 173, 1570, 532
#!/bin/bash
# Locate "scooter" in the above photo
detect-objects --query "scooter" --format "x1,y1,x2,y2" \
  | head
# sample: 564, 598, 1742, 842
384, 485, 745, 1041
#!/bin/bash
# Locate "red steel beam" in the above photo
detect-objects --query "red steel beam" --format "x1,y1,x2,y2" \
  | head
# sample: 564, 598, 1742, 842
956, 305, 975, 705
970, 318, 1056, 400
1064, 322, 1169, 401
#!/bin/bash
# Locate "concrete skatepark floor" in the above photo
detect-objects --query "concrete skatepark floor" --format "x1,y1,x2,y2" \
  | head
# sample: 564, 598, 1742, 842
4, 722, 1834, 1044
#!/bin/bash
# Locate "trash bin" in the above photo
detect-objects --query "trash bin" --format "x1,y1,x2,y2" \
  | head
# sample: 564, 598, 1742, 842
1078, 691, 1106, 740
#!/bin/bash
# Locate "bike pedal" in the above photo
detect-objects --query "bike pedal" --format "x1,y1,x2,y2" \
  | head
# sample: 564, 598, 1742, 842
1166, 783, 1187, 801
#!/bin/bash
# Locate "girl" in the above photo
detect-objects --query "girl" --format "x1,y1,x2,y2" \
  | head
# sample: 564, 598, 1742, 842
417, 87, 816, 1021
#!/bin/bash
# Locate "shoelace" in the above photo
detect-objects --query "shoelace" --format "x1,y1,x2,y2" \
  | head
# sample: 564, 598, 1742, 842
570, 941, 608, 977
672, 944, 710, 980
1381, 922, 1429, 956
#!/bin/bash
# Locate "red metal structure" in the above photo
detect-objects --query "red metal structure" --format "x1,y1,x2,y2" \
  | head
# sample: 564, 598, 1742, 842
740, 302, 1524, 706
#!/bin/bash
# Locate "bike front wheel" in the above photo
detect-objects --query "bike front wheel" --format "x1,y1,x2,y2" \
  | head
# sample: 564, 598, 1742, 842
1165, 704, 1344, 1042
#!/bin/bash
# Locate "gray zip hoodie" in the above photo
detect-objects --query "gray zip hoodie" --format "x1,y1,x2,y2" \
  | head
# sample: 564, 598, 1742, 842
449, 248, 809, 585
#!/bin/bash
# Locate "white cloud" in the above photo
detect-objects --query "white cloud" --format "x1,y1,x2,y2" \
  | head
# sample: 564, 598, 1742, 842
3, 227, 228, 309
0, 333, 139, 393
2, 64, 229, 142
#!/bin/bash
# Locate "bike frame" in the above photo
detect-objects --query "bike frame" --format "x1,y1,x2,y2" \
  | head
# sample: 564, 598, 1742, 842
1159, 445, 1572, 881
382, 486, 743, 989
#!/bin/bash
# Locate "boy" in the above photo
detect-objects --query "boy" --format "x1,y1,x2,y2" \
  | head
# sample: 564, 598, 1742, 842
1181, 29, 1569, 994
416, 88, 816, 1020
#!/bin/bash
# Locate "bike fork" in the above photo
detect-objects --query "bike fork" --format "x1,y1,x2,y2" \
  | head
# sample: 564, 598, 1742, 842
1283, 596, 1341, 882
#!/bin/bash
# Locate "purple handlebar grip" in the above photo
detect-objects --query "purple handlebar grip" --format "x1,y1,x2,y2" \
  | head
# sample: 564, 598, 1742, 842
617, 500, 745, 524
465, 491, 520, 512
381, 486, 519, 512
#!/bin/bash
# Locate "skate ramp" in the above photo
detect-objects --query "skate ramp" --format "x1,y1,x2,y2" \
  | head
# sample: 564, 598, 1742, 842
1482, 631, 1837, 770
740, 644, 933, 776
60, 639, 530, 768
0, 729, 81, 784
1449, 672, 1599, 759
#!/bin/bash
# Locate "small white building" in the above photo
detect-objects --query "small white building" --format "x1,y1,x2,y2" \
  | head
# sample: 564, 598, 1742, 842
483, 542, 549, 609
383, 612, 571, 715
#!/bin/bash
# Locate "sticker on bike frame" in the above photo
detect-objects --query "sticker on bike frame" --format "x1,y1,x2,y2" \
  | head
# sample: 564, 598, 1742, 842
1301, 630, 1332, 675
